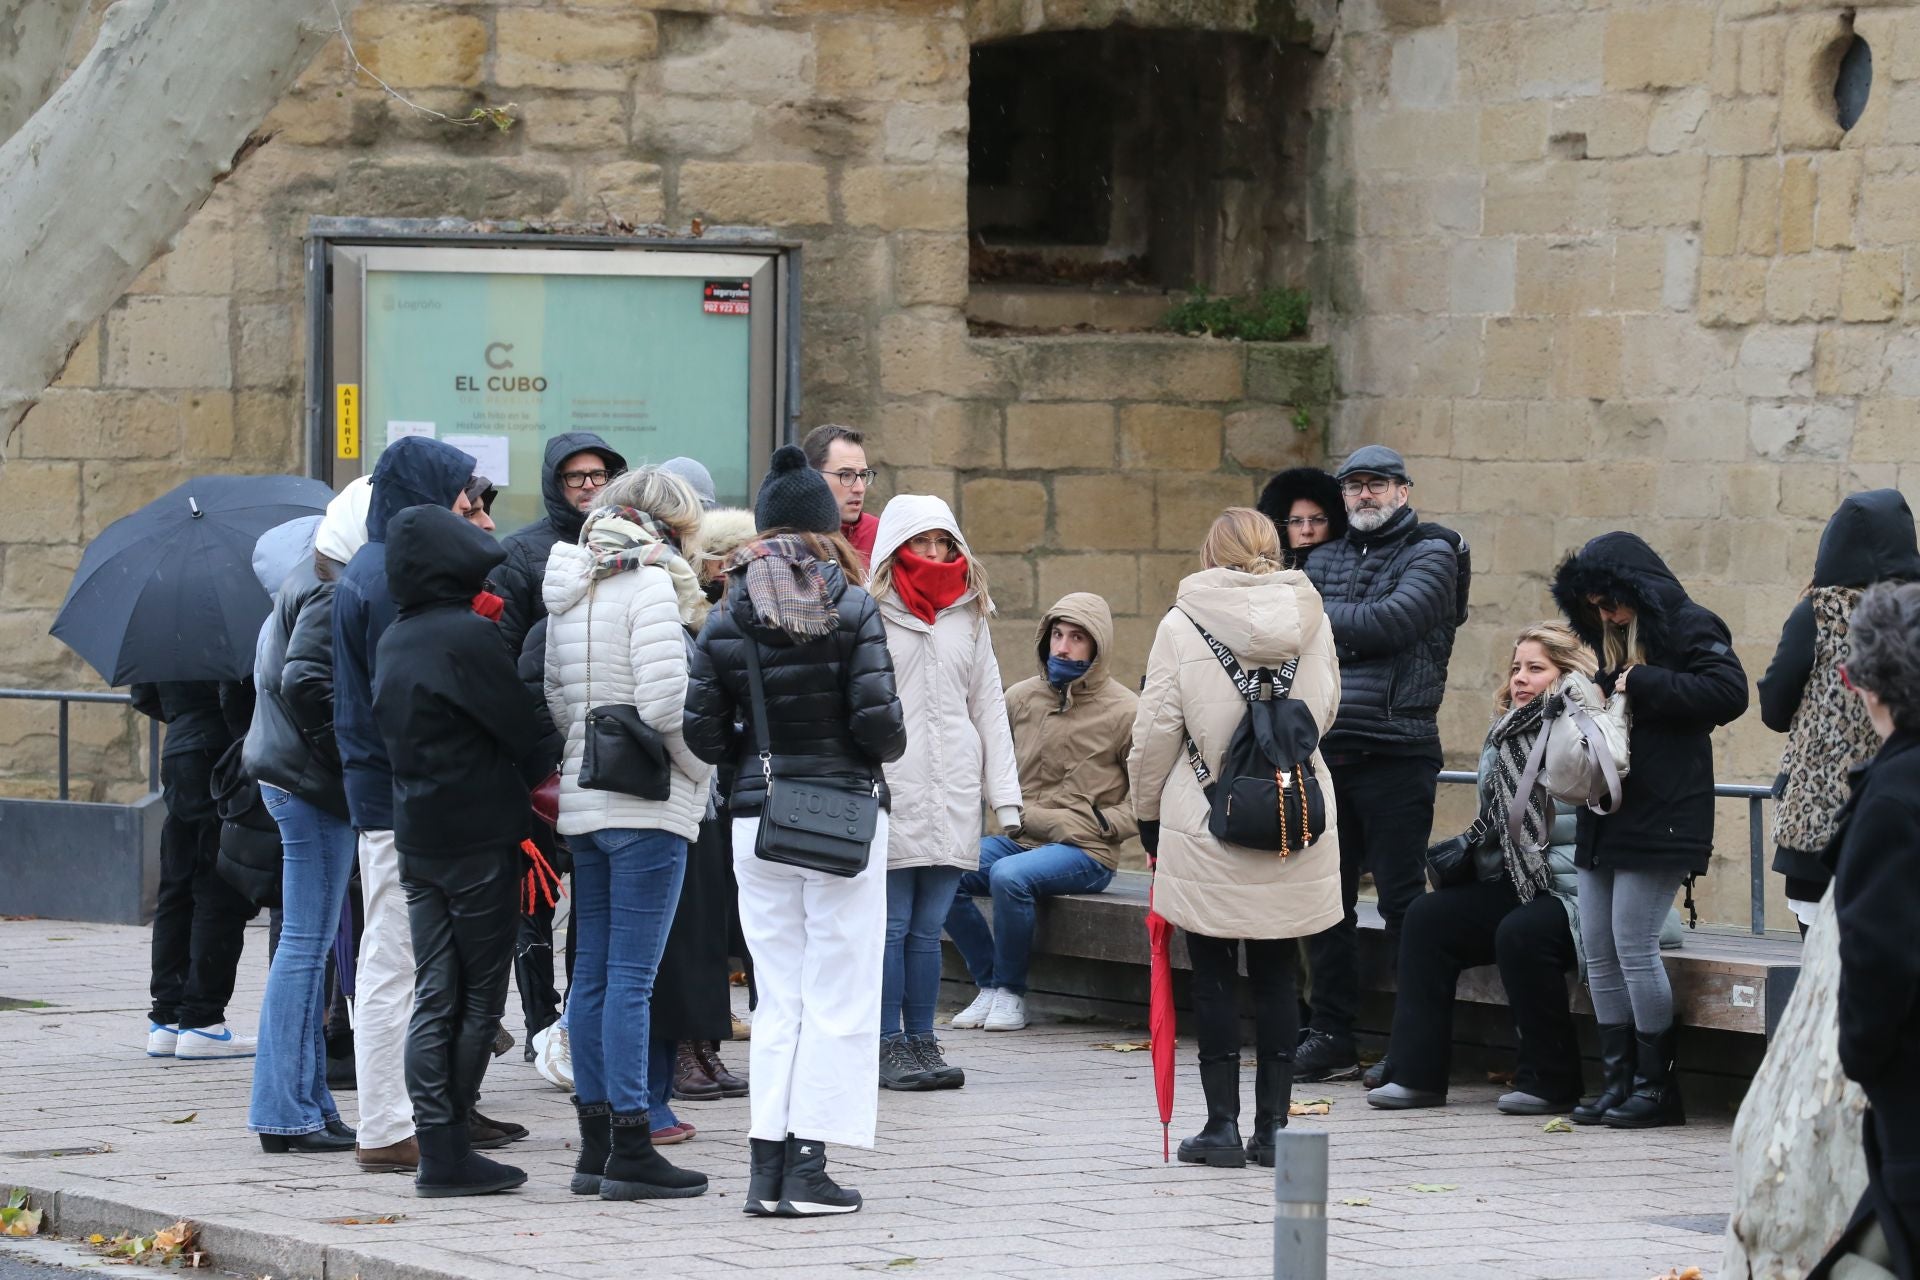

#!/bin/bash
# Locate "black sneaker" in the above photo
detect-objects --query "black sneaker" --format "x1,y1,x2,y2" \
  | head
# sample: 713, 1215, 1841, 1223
879, 1035, 935, 1091
1361, 1055, 1390, 1090
1293, 1030, 1361, 1083
908, 1034, 965, 1090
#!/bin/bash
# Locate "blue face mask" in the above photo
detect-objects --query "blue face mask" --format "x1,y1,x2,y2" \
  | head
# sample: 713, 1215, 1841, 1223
1047, 655, 1092, 688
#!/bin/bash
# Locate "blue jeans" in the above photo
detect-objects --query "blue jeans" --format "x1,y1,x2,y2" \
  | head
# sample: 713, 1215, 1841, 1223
569, 828, 687, 1114
882, 866, 964, 1038
647, 1034, 680, 1129
944, 838, 1114, 996
248, 787, 354, 1135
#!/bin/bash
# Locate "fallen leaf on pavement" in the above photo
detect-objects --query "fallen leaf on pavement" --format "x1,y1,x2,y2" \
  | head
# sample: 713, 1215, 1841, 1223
1485, 1069, 1515, 1085
1338, 1197, 1372, 1207
1, 1187, 42, 1237
1543, 1117, 1574, 1133
1410, 1183, 1459, 1193
1288, 1099, 1333, 1116
1648, 1269, 1702, 1280
168, 1113, 197, 1125
1090, 1040, 1151, 1052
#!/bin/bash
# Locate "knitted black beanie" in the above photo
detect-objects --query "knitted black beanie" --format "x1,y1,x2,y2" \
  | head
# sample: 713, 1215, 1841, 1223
754, 444, 840, 535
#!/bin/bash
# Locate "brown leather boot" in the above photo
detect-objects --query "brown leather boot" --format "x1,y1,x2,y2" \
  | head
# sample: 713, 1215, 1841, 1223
468, 1110, 527, 1149
673, 1041, 723, 1101
355, 1135, 419, 1173
697, 1042, 749, 1098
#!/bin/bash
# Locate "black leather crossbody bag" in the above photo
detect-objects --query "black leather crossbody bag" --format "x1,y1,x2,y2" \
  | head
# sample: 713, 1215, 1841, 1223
575, 584, 671, 801
743, 639, 878, 877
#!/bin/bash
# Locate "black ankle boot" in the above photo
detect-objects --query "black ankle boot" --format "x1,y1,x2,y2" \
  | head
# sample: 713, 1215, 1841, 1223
1245, 1053, 1293, 1168
414, 1123, 527, 1198
744, 1137, 784, 1217
570, 1098, 610, 1196
776, 1136, 862, 1216
1602, 1028, 1685, 1129
1571, 1023, 1633, 1126
600, 1111, 708, 1200
1177, 1059, 1246, 1168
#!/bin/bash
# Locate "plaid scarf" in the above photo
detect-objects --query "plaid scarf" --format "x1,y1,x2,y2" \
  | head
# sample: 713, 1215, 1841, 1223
1485, 693, 1552, 902
729, 534, 839, 638
581, 506, 705, 626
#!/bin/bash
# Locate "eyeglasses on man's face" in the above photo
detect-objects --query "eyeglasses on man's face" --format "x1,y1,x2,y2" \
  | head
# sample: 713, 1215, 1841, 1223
1283, 515, 1329, 530
1339, 477, 1394, 497
560, 468, 615, 490
820, 467, 877, 489
907, 534, 958, 557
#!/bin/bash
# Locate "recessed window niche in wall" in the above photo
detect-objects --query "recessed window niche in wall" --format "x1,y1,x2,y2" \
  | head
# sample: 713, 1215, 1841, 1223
1835, 34, 1871, 131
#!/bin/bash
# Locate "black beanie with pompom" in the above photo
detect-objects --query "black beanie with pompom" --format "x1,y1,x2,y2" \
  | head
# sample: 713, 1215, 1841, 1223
754, 444, 841, 535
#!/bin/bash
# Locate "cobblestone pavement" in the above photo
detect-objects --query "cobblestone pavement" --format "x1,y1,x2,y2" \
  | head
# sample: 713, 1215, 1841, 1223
0, 919, 1732, 1279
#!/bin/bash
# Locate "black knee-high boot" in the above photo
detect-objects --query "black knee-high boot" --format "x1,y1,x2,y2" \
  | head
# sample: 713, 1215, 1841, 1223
1245, 1052, 1293, 1168
1177, 1058, 1246, 1168
1571, 1023, 1634, 1125
1601, 1028, 1685, 1129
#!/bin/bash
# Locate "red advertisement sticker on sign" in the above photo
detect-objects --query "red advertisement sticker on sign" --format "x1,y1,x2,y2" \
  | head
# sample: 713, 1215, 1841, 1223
703, 280, 751, 315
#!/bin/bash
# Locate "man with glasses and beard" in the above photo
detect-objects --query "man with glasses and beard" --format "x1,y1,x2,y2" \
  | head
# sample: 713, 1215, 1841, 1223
1294, 445, 1464, 1086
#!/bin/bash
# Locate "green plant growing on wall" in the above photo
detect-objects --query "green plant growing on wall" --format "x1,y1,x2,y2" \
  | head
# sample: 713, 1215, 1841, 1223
1161, 287, 1310, 342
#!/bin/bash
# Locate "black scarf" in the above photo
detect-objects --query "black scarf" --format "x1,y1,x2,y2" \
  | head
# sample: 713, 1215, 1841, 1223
1484, 696, 1552, 902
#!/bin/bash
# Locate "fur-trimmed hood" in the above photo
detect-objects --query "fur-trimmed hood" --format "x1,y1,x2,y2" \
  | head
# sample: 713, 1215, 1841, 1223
1257, 467, 1348, 566
697, 507, 759, 568
1550, 532, 1691, 659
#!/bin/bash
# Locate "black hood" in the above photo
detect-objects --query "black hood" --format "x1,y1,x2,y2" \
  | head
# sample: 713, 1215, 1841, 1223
1257, 467, 1348, 551
1551, 532, 1689, 655
1813, 489, 1920, 589
540, 432, 628, 538
367, 437, 476, 543
386, 504, 508, 615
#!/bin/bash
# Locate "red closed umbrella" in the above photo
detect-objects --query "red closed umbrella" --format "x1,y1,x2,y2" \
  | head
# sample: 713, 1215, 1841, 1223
1147, 881, 1177, 1162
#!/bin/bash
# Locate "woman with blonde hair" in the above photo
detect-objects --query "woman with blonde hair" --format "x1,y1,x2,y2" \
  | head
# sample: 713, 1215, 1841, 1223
1367, 622, 1600, 1115
866, 495, 1020, 1092
544, 464, 713, 1200
1130, 507, 1342, 1169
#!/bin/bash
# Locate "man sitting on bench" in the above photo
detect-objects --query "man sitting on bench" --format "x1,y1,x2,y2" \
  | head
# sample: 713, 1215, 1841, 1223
945, 593, 1138, 1033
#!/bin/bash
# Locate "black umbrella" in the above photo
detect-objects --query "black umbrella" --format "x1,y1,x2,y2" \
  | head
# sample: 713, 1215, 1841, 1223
52, 475, 335, 685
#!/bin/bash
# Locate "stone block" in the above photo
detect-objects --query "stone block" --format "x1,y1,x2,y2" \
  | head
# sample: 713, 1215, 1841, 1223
588, 162, 666, 225
1700, 157, 1744, 256
1778, 156, 1816, 255
882, 102, 968, 165
1037, 554, 1139, 617
497, 10, 658, 91
679, 160, 830, 226
1647, 86, 1710, 155
1348, 317, 1482, 398
978, 553, 1035, 615
1389, 26, 1457, 107
1138, 553, 1194, 618
1841, 250, 1904, 322
1005, 404, 1117, 470
1697, 256, 1767, 327
1703, 97, 1779, 156
350, 9, 487, 89
17, 392, 177, 462
1480, 318, 1554, 398
632, 98, 755, 157
1155, 473, 1255, 553
1620, 317, 1739, 398
815, 19, 964, 99
891, 233, 968, 307
1659, 399, 1749, 463
53, 324, 101, 390
961, 478, 1049, 553
1354, 107, 1481, 174
892, 466, 956, 507
1457, 13, 1604, 102
928, 400, 1005, 469
183, 393, 235, 460
1549, 94, 1650, 159
234, 304, 296, 391
162, 215, 234, 296
1479, 102, 1548, 163
1015, 338, 1245, 404
1612, 234, 1666, 312
1813, 328, 1887, 397
105, 297, 230, 390
878, 314, 1010, 398
1735, 326, 1815, 398
1604, 7, 1713, 89
1738, 159, 1782, 256
1816, 152, 1862, 250
0, 545, 81, 611
1859, 174, 1920, 250
1483, 164, 1602, 236
79, 461, 191, 542
1523, 400, 1595, 461
840, 165, 966, 231
1779, 13, 1851, 151
1764, 254, 1842, 322
231, 391, 301, 468
1119, 405, 1223, 472
1225, 407, 1315, 472
1514, 240, 1611, 315
1549, 316, 1621, 400
0, 462, 83, 545
1750, 402, 1854, 462
1448, 239, 1515, 314
1450, 400, 1528, 461
1723, 465, 1781, 518
1852, 399, 1920, 465
1738, 18, 1785, 95
1245, 344, 1333, 406
1054, 474, 1155, 551
1610, 154, 1707, 229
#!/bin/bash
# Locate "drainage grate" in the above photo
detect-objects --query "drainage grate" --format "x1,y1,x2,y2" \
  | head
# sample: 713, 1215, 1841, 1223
1646, 1213, 1730, 1235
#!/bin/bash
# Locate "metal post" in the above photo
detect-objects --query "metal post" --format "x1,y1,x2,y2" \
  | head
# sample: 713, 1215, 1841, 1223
1749, 795, 1765, 936
1273, 1129, 1328, 1280
57, 698, 70, 801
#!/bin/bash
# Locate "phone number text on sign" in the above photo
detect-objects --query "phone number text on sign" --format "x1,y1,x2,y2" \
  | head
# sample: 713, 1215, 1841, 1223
703, 280, 751, 315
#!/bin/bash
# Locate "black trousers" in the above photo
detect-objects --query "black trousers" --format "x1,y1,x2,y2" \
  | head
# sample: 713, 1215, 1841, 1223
401, 846, 519, 1131
1386, 877, 1582, 1100
148, 748, 256, 1029
1304, 750, 1440, 1039
1185, 933, 1301, 1067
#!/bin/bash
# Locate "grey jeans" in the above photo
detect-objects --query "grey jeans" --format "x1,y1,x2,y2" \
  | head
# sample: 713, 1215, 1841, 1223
1576, 865, 1685, 1033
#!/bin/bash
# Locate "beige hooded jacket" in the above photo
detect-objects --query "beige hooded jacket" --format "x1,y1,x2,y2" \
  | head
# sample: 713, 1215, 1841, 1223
1002, 593, 1139, 871
1130, 567, 1343, 940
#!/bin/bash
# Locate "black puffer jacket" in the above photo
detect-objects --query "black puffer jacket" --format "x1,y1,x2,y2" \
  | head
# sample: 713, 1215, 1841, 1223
1304, 504, 1460, 754
1552, 533, 1750, 874
492, 432, 628, 660
684, 557, 906, 816
1257, 468, 1348, 571
244, 563, 349, 820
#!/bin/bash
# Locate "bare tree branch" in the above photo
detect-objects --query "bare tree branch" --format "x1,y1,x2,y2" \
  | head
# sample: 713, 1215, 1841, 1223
0, 0, 90, 144
0, 0, 355, 437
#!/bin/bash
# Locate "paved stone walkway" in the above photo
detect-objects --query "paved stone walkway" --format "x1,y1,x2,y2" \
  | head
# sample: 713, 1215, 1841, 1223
0, 919, 1733, 1279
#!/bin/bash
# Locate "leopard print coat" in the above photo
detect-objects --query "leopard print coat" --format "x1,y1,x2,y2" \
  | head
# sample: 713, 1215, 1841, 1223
1773, 586, 1881, 856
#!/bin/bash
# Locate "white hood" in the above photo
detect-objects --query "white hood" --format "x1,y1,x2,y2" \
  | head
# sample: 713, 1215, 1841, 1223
543, 541, 596, 616
315, 476, 372, 565
872, 493, 974, 568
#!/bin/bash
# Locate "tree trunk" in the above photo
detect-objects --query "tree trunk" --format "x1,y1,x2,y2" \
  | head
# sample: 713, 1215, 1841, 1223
1721, 895, 1868, 1279
0, 0, 351, 436
0, 0, 89, 143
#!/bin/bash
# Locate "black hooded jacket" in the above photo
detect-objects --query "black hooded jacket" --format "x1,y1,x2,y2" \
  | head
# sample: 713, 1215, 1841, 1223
242, 559, 348, 820
372, 505, 544, 860
1258, 468, 1349, 570
493, 432, 628, 660
1551, 533, 1750, 874
1759, 489, 1920, 732
684, 557, 906, 816
333, 436, 477, 831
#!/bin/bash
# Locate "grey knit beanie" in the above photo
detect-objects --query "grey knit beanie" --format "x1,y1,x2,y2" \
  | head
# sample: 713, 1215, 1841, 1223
754, 444, 839, 534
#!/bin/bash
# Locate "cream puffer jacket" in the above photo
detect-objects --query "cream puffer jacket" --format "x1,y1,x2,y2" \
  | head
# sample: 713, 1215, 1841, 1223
543, 541, 713, 841
1130, 566, 1343, 941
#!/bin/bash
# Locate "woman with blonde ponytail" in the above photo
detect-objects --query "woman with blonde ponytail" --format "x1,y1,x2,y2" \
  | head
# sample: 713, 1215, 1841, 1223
1129, 507, 1343, 1170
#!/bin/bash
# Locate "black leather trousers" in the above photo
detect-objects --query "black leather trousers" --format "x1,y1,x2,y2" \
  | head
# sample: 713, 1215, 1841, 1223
400, 845, 519, 1131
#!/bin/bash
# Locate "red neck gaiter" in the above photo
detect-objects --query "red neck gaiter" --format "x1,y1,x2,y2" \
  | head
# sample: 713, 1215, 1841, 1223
891, 546, 969, 624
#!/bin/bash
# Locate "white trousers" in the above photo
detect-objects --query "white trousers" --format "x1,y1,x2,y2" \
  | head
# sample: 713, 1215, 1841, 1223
733, 813, 887, 1149
353, 828, 416, 1149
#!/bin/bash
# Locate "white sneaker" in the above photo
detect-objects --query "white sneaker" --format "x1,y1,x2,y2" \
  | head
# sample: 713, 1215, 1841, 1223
949, 988, 1000, 1030
982, 990, 1028, 1032
174, 1023, 256, 1059
534, 1023, 573, 1091
145, 1022, 179, 1058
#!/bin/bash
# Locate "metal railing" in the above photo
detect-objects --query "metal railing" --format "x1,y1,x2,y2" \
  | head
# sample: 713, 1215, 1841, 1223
0, 688, 160, 800
1438, 769, 1777, 936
